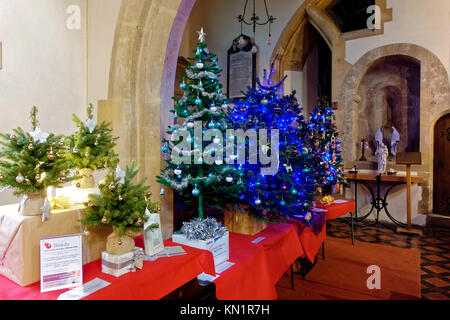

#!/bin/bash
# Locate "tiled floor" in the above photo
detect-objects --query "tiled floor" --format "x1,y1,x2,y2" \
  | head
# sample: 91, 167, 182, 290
326, 219, 450, 300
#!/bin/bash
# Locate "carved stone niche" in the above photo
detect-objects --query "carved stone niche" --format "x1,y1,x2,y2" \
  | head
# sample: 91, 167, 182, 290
356, 55, 420, 163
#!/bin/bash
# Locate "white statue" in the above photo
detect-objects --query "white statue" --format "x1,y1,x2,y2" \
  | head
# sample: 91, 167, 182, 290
375, 124, 400, 158
376, 142, 389, 175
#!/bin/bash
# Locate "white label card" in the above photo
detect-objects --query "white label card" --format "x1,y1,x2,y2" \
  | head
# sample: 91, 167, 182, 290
40, 234, 83, 293
334, 199, 349, 204
215, 261, 235, 274
251, 237, 265, 244
57, 278, 111, 300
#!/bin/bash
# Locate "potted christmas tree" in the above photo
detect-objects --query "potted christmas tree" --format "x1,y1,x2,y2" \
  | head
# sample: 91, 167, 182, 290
0, 107, 73, 220
66, 104, 118, 189
80, 159, 150, 255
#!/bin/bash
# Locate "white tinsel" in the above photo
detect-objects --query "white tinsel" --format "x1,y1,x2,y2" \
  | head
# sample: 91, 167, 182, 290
186, 69, 218, 81
181, 217, 227, 240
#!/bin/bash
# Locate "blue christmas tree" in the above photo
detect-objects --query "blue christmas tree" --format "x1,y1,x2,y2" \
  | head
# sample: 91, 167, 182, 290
227, 64, 317, 224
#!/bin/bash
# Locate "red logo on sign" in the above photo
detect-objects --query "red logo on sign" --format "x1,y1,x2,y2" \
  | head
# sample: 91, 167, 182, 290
44, 242, 51, 249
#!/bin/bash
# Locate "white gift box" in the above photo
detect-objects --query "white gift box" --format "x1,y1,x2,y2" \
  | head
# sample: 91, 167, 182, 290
101, 247, 143, 278
143, 213, 164, 256
172, 232, 229, 267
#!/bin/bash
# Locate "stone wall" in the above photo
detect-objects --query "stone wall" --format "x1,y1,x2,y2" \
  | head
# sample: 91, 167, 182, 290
338, 43, 450, 215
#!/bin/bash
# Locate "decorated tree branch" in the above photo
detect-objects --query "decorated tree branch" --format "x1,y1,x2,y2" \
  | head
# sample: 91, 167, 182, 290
0, 106, 74, 220
81, 159, 152, 254
66, 104, 119, 188
157, 28, 245, 220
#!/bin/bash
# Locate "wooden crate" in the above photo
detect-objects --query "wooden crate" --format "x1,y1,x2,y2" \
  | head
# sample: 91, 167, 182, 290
224, 204, 267, 236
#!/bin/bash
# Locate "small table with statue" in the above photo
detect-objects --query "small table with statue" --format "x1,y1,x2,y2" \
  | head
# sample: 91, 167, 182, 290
346, 124, 424, 230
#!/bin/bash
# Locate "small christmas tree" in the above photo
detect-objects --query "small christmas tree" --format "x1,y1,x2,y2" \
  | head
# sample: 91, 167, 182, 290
66, 104, 118, 188
157, 28, 244, 219
81, 159, 150, 240
0, 106, 73, 196
228, 65, 316, 224
307, 99, 345, 195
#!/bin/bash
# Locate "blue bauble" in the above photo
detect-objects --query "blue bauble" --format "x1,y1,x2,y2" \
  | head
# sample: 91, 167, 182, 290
291, 189, 298, 195
195, 98, 202, 105
280, 200, 286, 206
208, 122, 215, 129
192, 188, 200, 197
180, 82, 187, 90
161, 145, 169, 153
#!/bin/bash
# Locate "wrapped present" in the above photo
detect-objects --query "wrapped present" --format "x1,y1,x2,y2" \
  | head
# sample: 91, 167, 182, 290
172, 232, 229, 267
0, 203, 111, 286
101, 247, 143, 277
224, 204, 267, 236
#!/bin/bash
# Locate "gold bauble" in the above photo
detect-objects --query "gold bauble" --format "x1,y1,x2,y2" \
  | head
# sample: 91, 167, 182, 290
102, 216, 107, 224
47, 152, 55, 160
28, 144, 34, 151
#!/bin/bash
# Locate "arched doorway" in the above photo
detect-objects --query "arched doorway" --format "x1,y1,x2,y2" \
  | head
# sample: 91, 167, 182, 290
434, 113, 450, 215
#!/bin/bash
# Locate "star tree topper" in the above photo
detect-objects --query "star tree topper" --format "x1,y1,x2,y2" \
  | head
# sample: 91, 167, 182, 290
197, 27, 206, 43
29, 127, 49, 144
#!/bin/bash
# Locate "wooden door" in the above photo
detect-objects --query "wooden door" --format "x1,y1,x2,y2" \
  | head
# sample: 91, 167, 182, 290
434, 114, 450, 215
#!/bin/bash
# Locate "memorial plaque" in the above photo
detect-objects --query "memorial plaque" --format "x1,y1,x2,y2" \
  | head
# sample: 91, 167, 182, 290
227, 34, 256, 99
228, 51, 253, 99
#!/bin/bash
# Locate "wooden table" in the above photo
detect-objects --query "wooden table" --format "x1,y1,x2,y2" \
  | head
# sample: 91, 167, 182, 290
345, 171, 424, 228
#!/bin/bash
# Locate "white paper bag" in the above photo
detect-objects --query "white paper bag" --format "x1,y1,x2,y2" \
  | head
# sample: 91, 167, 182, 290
143, 212, 164, 256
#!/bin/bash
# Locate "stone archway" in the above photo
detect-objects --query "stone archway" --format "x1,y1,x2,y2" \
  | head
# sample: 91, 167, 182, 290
270, 0, 393, 101
98, 0, 196, 239
338, 43, 450, 214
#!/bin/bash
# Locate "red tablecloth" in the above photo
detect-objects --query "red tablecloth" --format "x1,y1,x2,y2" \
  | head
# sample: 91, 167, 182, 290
316, 200, 356, 221
289, 220, 326, 263
0, 239, 215, 300
0, 223, 304, 300
215, 223, 302, 300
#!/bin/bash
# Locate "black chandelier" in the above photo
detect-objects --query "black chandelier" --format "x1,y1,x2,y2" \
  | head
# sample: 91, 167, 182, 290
237, 0, 276, 46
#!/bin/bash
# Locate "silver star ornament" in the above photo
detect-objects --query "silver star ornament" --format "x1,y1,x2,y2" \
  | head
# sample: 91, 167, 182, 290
29, 127, 50, 144
197, 27, 206, 43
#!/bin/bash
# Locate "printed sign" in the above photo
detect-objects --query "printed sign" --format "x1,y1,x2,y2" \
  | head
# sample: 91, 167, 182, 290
40, 234, 83, 293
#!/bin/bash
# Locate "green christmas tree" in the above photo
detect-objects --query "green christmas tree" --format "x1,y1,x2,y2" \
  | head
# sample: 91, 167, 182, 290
157, 28, 245, 219
0, 106, 74, 196
80, 159, 151, 238
66, 104, 118, 172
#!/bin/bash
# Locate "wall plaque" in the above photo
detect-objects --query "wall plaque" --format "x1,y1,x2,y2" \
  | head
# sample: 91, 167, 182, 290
227, 34, 256, 99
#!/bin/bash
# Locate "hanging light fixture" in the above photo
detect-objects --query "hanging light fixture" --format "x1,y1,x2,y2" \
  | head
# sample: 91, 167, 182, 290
237, 0, 276, 48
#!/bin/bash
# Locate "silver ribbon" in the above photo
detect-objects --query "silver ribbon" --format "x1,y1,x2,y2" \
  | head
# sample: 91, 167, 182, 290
130, 247, 144, 272
40, 197, 50, 222
18, 194, 50, 222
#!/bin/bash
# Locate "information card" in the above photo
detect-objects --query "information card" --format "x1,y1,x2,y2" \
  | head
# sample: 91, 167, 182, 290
40, 234, 83, 293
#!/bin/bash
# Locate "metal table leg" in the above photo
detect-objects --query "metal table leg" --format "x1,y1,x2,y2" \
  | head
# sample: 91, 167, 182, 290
290, 264, 294, 290
322, 242, 325, 260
